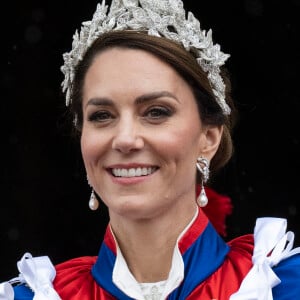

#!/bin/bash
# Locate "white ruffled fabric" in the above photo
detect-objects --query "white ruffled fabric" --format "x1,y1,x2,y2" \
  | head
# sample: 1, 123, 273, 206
230, 218, 300, 300
0, 282, 14, 300
0, 253, 61, 300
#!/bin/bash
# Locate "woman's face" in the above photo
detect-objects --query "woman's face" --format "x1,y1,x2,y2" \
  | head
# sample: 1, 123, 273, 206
81, 47, 221, 220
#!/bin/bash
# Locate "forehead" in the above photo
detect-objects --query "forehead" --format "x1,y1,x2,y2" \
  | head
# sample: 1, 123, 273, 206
83, 47, 190, 97
85, 47, 176, 80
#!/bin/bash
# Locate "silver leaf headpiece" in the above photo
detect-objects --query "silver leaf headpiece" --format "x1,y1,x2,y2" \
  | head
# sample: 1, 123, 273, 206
61, 0, 231, 115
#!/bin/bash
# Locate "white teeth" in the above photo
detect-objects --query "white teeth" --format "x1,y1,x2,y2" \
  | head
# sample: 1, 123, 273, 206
112, 167, 156, 177
135, 168, 142, 176
141, 167, 148, 175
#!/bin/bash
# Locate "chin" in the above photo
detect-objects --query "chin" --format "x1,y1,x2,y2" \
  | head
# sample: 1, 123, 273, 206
108, 196, 163, 221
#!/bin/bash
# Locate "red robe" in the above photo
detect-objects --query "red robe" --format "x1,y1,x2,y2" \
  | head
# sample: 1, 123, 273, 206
13, 209, 300, 299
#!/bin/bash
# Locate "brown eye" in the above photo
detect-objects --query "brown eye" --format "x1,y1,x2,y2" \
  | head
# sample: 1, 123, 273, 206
88, 110, 114, 122
145, 107, 172, 119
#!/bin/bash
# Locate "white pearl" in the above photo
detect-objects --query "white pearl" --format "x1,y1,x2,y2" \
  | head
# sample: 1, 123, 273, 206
89, 191, 99, 210
197, 188, 208, 207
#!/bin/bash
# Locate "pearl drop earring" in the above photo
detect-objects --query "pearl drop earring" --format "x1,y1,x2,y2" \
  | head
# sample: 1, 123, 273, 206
196, 157, 210, 207
89, 189, 99, 210
87, 176, 99, 211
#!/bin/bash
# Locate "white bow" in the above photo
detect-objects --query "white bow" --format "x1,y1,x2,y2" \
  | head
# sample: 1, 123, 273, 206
0, 253, 61, 300
230, 218, 300, 300
0, 282, 14, 300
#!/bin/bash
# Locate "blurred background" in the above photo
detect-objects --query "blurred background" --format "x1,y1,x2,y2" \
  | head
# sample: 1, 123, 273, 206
1, 0, 300, 280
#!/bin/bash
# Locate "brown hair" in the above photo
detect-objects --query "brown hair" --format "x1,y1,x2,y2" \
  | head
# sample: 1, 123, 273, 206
69, 30, 237, 174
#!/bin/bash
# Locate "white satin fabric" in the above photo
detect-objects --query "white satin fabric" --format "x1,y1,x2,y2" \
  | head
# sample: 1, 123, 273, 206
230, 217, 300, 300
0, 283, 14, 300
0, 253, 61, 300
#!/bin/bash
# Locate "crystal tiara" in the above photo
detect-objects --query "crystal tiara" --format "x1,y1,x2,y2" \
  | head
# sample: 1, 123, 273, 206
61, 0, 231, 115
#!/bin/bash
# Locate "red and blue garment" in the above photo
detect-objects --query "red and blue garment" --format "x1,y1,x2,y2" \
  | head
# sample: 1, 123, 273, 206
12, 209, 300, 299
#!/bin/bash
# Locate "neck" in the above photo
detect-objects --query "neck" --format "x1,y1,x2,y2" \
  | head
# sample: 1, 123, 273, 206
109, 201, 197, 283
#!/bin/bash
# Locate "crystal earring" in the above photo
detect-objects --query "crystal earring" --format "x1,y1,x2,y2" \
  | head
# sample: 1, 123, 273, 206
196, 157, 210, 207
87, 175, 99, 211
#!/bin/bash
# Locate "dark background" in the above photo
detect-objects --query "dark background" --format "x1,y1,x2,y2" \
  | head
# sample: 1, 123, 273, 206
1, 0, 300, 281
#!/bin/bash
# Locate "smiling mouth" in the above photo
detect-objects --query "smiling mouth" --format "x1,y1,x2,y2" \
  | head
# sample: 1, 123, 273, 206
110, 167, 158, 178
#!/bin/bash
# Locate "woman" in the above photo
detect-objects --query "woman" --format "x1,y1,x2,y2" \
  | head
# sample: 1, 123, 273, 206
1, 0, 300, 299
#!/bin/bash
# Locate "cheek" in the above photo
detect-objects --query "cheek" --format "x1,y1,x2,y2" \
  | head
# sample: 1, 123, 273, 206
80, 130, 104, 166
152, 124, 201, 165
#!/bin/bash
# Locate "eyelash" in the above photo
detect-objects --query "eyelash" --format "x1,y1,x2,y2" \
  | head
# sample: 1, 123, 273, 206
88, 110, 114, 122
87, 106, 173, 123
144, 106, 173, 119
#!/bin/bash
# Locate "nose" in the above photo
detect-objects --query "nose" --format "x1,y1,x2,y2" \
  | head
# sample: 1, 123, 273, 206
112, 118, 144, 153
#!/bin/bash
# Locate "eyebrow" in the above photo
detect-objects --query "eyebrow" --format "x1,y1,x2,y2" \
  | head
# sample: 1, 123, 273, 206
85, 91, 179, 108
135, 91, 179, 104
85, 97, 113, 108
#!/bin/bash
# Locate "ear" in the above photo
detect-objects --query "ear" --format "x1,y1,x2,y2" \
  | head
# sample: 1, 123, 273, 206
198, 125, 223, 160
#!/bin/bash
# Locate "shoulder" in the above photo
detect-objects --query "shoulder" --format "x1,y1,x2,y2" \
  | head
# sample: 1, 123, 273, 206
54, 256, 98, 298
55, 255, 97, 274
54, 255, 97, 282
210, 234, 254, 288
54, 255, 115, 299
272, 253, 300, 299
227, 234, 254, 266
